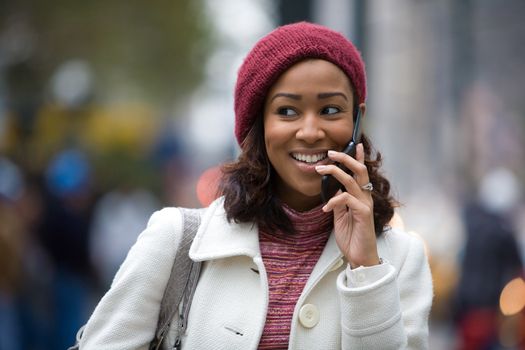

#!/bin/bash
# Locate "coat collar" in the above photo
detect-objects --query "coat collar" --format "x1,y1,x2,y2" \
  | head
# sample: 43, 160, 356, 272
189, 197, 343, 267
189, 198, 261, 261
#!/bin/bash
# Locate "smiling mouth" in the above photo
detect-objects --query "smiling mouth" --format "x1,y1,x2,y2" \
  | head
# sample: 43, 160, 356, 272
291, 152, 328, 164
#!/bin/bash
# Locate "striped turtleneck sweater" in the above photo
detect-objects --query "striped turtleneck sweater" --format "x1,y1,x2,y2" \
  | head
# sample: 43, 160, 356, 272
258, 203, 333, 350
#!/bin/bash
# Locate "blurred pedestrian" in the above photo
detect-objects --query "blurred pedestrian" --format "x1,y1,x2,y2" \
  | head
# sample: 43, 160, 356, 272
0, 158, 25, 350
454, 167, 524, 350
38, 148, 96, 349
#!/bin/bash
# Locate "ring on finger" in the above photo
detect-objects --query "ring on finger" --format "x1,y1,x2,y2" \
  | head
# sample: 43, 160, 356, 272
360, 182, 373, 192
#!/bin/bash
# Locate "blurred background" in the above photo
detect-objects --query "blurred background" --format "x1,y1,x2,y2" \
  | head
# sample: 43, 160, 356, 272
0, 0, 524, 349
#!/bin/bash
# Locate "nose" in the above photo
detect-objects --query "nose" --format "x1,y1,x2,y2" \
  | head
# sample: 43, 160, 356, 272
296, 114, 324, 143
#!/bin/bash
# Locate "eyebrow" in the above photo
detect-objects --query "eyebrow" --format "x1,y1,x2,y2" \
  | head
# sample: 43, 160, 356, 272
318, 92, 348, 101
270, 91, 348, 102
270, 93, 301, 102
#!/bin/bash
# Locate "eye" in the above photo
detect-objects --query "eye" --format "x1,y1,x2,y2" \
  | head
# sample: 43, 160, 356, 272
321, 106, 341, 115
277, 107, 298, 117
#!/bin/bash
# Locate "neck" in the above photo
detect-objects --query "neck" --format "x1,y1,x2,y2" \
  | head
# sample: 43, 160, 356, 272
280, 195, 322, 212
274, 183, 323, 211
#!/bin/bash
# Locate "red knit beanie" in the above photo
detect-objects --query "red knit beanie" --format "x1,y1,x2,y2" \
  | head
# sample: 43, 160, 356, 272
234, 21, 367, 145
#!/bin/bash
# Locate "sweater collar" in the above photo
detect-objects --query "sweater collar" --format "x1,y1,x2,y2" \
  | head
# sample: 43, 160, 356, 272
262, 201, 333, 240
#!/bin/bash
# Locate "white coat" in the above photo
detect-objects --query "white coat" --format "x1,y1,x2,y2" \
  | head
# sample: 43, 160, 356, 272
79, 197, 433, 349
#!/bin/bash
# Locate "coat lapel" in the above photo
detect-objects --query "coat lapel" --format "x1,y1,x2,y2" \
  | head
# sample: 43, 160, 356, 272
189, 198, 261, 261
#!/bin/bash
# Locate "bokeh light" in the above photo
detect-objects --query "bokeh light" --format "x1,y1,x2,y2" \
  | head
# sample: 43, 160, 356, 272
500, 277, 525, 316
196, 165, 222, 207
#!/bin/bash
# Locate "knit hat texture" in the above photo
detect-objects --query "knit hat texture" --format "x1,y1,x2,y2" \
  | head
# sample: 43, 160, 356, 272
234, 21, 367, 145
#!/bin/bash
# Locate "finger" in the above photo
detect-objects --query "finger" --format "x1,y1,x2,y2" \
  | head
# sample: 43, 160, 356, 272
316, 164, 359, 193
327, 147, 369, 184
353, 144, 370, 189
356, 143, 365, 164
322, 190, 347, 217
315, 164, 371, 201
322, 191, 372, 217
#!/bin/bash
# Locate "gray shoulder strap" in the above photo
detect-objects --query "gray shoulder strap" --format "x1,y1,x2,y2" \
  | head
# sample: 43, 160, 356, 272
150, 207, 204, 350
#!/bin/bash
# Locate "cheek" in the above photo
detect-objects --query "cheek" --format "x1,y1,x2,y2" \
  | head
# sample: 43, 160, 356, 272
264, 139, 283, 169
330, 125, 354, 149
264, 128, 293, 176
336, 132, 353, 148
264, 123, 288, 152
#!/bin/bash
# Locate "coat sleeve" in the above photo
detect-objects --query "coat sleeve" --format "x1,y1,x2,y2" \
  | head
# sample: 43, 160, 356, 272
79, 208, 183, 350
336, 232, 433, 349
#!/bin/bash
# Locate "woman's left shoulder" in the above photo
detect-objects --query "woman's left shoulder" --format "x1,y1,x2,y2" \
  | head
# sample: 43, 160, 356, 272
377, 227, 428, 269
379, 226, 426, 245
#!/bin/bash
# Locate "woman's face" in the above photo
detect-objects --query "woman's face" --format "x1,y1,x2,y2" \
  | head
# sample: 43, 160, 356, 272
263, 59, 364, 211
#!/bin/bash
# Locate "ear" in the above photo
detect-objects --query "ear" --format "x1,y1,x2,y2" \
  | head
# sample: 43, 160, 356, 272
358, 103, 367, 119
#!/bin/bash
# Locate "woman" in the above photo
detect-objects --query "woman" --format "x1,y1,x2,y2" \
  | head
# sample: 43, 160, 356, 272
79, 22, 432, 349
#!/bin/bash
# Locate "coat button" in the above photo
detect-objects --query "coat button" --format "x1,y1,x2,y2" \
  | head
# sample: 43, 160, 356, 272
329, 258, 344, 272
299, 304, 319, 328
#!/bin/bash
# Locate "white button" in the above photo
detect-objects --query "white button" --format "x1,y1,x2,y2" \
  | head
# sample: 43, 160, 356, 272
329, 258, 344, 272
299, 304, 319, 328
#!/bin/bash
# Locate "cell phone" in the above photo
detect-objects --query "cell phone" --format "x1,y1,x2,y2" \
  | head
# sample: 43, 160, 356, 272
320, 108, 362, 203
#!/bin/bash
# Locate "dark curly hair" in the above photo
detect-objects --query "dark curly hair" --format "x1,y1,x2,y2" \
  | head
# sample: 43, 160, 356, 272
219, 112, 397, 236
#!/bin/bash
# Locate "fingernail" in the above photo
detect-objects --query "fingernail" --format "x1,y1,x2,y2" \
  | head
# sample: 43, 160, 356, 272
322, 204, 328, 212
315, 165, 327, 171
327, 150, 336, 157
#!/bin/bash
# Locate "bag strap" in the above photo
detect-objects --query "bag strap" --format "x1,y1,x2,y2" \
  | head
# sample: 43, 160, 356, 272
150, 207, 203, 350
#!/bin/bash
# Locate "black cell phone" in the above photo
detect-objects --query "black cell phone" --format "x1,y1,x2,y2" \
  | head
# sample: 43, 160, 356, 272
320, 108, 362, 203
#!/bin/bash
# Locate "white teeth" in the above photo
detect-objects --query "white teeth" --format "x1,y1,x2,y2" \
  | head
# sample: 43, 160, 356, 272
292, 153, 327, 163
